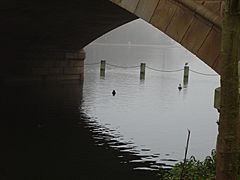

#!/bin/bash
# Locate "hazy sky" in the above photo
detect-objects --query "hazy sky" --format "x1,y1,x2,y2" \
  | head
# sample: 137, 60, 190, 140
92, 19, 175, 46
85, 18, 218, 75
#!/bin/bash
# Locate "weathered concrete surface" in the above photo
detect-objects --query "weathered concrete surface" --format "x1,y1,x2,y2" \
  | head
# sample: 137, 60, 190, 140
111, 0, 223, 74
3, 49, 86, 82
1, 0, 136, 51
0, 0, 137, 80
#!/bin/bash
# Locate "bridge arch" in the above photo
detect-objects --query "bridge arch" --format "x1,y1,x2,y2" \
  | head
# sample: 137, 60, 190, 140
2, 0, 223, 79
110, 0, 223, 74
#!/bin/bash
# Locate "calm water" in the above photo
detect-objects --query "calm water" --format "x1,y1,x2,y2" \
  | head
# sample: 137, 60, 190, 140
1, 44, 220, 179
83, 43, 220, 168
1, 81, 160, 180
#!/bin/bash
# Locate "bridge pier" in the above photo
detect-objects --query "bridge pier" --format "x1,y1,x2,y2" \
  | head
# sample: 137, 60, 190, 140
2, 49, 85, 83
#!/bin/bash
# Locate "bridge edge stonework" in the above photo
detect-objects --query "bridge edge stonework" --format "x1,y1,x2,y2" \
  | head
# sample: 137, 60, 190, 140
111, 0, 222, 74
1, 49, 85, 83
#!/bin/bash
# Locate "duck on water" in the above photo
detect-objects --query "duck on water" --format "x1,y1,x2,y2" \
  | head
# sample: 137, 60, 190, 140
178, 84, 182, 91
112, 90, 116, 96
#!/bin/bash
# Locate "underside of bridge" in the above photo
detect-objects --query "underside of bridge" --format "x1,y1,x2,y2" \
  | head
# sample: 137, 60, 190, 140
1, 0, 223, 81
2, 0, 137, 51
1, 0, 136, 80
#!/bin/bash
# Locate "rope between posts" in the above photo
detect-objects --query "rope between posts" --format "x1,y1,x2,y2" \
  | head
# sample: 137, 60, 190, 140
106, 63, 139, 69
146, 66, 184, 73
189, 69, 219, 76
85, 61, 219, 77
85, 62, 101, 66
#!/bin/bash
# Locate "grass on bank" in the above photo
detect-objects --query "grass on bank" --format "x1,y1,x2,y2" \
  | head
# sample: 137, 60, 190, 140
161, 149, 216, 180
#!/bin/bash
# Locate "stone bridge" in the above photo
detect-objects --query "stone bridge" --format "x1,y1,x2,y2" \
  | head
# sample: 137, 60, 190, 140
1, 0, 223, 81
111, 0, 223, 74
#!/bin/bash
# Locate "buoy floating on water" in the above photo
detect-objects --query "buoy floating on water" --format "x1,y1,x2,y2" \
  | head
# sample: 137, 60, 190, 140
178, 84, 182, 91
112, 90, 116, 96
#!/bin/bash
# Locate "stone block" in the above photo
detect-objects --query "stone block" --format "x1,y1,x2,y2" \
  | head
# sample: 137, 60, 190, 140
62, 75, 83, 80
212, 55, 220, 74
42, 60, 56, 67
68, 60, 84, 67
203, 1, 222, 16
135, 0, 160, 22
197, 27, 221, 68
26, 60, 39, 67
63, 67, 84, 75
32, 68, 49, 75
214, 87, 221, 110
111, 0, 122, 4
54, 60, 68, 67
30, 60, 55, 68
166, 5, 194, 42
43, 75, 81, 80
120, 0, 140, 13
150, 0, 177, 32
181, 15, 212, 53
48, 67, 63, 75
65, 50, 85, 60
65, 52, 78, 60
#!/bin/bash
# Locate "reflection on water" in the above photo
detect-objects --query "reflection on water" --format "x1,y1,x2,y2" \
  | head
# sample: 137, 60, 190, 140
0, 45, 220, 179
83, 44, 220, 170
1, 81, 161, 179
1, 43, 221, 179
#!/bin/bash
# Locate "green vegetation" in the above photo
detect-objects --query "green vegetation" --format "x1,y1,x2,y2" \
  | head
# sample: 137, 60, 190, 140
162, 150, 216, 180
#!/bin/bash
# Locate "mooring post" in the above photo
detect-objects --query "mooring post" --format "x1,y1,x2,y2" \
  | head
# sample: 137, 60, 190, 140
180, 129, 191, 180
100, 60, 106, 77
183, 63, 189, 87
140, 63, 146, 80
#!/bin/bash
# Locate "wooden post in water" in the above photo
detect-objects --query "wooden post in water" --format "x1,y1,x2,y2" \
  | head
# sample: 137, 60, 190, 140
100, 60, 106, 77
140, 63, 146, 80
183, 63, 189, 87
180, 129, 191, 180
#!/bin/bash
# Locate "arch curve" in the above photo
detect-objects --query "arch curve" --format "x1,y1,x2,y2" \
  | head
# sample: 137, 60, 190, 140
110, 0, 223, 73
1, 0, 223, 77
